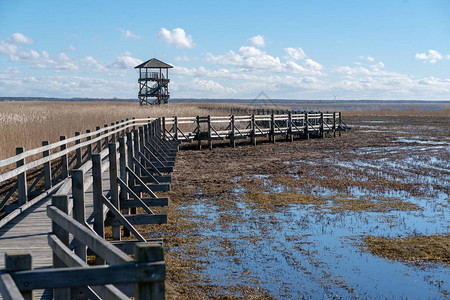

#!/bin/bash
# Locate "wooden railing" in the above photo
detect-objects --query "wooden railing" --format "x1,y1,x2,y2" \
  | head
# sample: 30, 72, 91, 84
0, 117, 177, 299
162, 111, 350, 149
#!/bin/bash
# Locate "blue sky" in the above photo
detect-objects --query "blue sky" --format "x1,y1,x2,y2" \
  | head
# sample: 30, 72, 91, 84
0, 0, 449, 100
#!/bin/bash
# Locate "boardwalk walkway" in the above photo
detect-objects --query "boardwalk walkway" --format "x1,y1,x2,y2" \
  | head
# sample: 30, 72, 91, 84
0, 164, 112, 299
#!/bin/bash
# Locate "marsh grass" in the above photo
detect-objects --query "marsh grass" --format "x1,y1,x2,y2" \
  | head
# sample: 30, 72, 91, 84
361, 234, 450, 265
0, 101, 225, 159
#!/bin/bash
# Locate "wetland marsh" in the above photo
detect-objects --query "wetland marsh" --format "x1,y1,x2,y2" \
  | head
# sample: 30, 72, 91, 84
142, 111, 449, 299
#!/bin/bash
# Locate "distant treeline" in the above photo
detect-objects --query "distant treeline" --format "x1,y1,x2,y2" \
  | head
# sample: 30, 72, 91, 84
1, 97, 448, 104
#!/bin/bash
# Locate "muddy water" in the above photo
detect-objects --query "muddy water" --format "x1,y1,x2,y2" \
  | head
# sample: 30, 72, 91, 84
176, 118, 449, 299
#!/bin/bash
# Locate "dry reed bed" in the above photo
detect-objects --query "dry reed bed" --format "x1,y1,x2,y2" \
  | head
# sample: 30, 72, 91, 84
0, 101, 227, 160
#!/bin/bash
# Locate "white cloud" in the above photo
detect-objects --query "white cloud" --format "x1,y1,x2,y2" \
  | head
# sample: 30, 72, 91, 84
190, 78, 236, 94
158, 28, 195, 48
174, 55, 189, 62
108, 54, 142, 69
119, 29, 141, 39
7, 33, 33, 44
248, 35, 265, 47
81, 56, 107, 72
284, 47, 306, 61
304, 58, 323, 71
68, 45, 76, 51
367, 56, 375, 62
415, 49, 447, 64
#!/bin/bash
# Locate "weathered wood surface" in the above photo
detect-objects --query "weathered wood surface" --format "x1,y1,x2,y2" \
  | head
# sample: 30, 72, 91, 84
0, 161, 114, 299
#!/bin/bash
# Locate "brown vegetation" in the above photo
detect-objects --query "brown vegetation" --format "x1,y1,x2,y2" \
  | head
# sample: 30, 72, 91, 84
362, 234, 450, 265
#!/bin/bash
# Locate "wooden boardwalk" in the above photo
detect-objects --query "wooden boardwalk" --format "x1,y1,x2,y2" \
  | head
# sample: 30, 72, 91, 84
0, 112, 348, 299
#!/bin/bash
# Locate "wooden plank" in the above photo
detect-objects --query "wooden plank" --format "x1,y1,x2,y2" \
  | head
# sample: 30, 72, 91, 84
0, 273, 25, 300
100, 195, 146, 242
105, 214, 167, 226
48, 234, 128, 300
131, 184, 170, 193
120, 197, 169, 208
10, 262, 165, 291
134, 243, 165, 300
4, 253, 32, 300
117, 178, 154, 214
46, 206, 132, 265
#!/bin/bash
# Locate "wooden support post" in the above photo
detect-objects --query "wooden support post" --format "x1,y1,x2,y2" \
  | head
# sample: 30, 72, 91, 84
288, 111, 293, 142
134, 243, 165, 300
42, 141, 52, 190
119, 138, 131, 238
305, 112, 309, 139
174, 116, 178, 141
207, 115, 212, 150
339, 112, 342, 136
196, 116, 201, 150
103, 124, 109, 147
133, 129, 141, 177
5, 253, 33, 300
230, 115, 235, 148
251, 114, 256, 146
333, 112, 336, 137
95, 126, 101, 153
86, 129, 92, 160
51, 195, 71, 299
161, 117, 166, 140
144, 124, 149, 149
270, 113, 275, 144
126, 132, 137, 215
75, 132, 82, 168
109, 143, 121, 241
92, 154, 105, 264
60, 136, 68, 179
126, 132, 134, 187
132, 117, 136, 131
320, 112, 324, 138
71, 170, 87, 262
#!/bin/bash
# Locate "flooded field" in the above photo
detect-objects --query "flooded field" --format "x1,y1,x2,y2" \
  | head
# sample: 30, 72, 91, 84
142, 113, 449, 299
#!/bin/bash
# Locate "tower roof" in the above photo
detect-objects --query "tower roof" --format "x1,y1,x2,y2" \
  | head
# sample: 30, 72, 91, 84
134, 58, 173, 69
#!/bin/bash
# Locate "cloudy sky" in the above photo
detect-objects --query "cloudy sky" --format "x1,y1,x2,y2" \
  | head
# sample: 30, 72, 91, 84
0, 0, 449, 100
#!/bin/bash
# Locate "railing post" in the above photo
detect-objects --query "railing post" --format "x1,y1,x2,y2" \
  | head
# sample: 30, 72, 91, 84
196, 116, 201, 150
5, 253, 33, 300
270, 113, 275, 144
339, 112, 342, 136
333, 112, 337, 137
207, 115, 212, 150
86, 129, 92, 160
174, 116, 178, 141
133, 129, 141, 176
230, 115, 235, 148
320, 112, 324, 138
95, 126, 101, 153
71, 169, 87, 262
75, 131, 82, 168
161, 117, 166, 140
92, 154, 105, 265
305, 112, 309, 139
134, 243, 165, 300
59, 136, 68, 179
288, 111, 293, 142
120, 137, 131, 237
51, 194, 71, 299
126, 132, 135, 187
109, 143, 121, 241
251, 114, 256, 146
103, 124, 109, 148
42, 141, 52, 190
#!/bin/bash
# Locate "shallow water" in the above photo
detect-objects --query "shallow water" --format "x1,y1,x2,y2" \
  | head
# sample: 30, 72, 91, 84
180, 119, 450, 298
